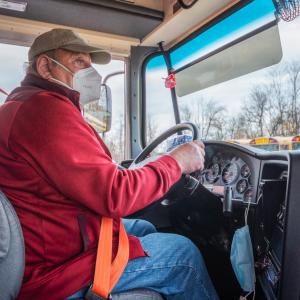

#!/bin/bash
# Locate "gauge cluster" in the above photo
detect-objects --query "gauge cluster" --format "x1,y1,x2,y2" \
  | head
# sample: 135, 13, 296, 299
199, 149, 256, 202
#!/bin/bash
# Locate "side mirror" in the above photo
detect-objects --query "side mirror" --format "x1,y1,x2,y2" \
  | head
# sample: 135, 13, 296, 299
83, 84, 112, 133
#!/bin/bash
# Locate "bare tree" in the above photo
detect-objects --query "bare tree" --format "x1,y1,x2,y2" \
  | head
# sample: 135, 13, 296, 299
264, 66, 287, 136
226, 116, 249, 140
180, 104, 192, 121
179, 97, 226, 139
244, 86, 269, 137
286, 61, 300, 134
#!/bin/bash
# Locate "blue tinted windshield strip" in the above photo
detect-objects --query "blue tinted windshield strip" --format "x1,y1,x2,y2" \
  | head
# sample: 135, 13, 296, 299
170, 0, 276, 70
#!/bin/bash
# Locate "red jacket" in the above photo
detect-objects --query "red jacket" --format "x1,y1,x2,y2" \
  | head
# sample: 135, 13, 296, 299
0, 74, 181, 300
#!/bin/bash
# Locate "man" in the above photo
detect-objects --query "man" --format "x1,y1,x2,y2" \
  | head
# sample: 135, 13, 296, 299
0, 29, 218, 299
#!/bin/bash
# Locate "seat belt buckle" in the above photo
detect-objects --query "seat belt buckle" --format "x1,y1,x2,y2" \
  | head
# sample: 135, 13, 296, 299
84, 286, 112, 300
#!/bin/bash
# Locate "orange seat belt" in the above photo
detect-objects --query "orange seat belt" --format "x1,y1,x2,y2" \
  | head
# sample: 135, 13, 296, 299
89, 217, 129, 299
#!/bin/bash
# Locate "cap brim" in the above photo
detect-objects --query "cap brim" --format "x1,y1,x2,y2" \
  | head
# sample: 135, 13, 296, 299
61, 44, 111, 64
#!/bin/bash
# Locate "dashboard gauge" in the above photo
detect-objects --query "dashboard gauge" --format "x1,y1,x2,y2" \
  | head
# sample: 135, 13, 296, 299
236, 179, 248, 194
205, 164, 220, 183
222, 163, 239, 185
212, 156, 219, 164
244, 188, 253, 202
219, 157, 227, 167
241, 164, 251, 178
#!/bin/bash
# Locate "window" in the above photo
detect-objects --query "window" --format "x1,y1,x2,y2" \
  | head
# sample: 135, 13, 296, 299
0, 44, 125, 160
166, 0, 300, 151
93, 61, 125, 162
0, 44, 27, 104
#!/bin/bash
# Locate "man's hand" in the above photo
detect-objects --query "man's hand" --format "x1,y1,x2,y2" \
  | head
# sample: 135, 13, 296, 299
169, 140, 205, 174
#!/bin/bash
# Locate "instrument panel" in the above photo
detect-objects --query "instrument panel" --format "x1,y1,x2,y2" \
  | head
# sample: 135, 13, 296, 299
198, 144, 260, 203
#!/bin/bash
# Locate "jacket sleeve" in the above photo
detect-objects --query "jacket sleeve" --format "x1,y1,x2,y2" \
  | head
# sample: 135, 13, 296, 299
9, 92, 182, 217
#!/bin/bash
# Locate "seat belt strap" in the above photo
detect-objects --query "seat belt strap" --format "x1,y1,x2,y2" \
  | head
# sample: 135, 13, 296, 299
91, 217, 129, 299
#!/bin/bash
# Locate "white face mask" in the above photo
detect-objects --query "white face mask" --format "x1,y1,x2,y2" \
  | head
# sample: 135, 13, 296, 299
47, 56, 102, 105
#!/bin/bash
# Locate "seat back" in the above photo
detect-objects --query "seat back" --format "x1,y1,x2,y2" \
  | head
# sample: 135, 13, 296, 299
0, 191, 25, 300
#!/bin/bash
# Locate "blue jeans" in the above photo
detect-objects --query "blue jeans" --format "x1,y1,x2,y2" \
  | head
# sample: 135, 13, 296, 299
67, 219, 219, 300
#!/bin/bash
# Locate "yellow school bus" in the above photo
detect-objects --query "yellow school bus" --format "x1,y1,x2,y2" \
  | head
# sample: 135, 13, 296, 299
291, 135, 300, 150
274, 136, 300, 150
226, 139, 251, 145
249, 137, 280, 151
249, 136, 300, 151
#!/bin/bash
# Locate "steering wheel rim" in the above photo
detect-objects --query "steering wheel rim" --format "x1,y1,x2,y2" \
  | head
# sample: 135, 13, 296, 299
131, 122, 200, 167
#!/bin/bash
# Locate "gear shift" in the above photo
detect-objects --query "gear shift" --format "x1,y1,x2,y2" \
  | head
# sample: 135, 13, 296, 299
223, 186, 232, 216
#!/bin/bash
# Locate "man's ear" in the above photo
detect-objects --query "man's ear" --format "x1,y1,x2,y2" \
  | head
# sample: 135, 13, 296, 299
36, 55, 53, 79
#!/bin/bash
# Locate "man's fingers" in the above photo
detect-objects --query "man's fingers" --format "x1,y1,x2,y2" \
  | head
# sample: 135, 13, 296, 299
199, 147, 205, 158
192, 141, 205, 158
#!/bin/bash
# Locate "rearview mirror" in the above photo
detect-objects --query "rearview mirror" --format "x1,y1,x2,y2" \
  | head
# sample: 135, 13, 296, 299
83, 84, 112, 133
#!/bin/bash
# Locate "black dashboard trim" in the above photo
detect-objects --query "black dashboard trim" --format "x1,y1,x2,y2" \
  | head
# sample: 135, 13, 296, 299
204, 141, 289, 161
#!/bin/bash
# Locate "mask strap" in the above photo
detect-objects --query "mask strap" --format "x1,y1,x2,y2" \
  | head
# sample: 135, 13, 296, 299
242, 193, 260, 300
244, 197, 251, 225
46, 56, 74, 75
241, 288, 256, 300
49, 77, 74, 90
45, 56, 75, 90
244, 192, 263, 225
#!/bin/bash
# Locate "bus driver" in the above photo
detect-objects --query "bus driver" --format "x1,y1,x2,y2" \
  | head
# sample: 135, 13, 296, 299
0, 29, 218, 300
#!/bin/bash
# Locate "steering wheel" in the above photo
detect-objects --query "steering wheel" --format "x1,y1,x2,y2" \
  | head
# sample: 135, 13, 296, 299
130, 122, 201, 205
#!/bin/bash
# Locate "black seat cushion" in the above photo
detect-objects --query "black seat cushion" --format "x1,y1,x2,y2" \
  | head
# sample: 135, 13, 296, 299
79, 289, 164, 300
112, 289, 164, 299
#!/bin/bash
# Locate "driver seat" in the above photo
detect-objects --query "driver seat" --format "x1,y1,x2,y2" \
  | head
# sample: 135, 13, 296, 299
0, 191, 164, 300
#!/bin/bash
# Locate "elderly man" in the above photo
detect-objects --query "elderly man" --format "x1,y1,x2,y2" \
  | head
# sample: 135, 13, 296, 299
0, 29, 218, 300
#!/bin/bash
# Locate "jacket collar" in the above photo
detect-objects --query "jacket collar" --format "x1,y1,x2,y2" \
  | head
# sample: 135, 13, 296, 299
19, 74, 81, 110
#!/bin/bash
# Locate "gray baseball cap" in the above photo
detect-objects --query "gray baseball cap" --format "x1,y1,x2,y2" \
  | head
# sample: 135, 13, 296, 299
28, 28, 111, 64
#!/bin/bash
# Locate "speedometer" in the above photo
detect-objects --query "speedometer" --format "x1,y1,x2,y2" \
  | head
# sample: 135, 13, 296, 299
222, 163, 239, 185
205, 164, 220, 183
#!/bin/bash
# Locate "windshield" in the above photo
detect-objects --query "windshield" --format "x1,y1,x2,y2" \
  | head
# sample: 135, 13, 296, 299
175, 16, 300, 151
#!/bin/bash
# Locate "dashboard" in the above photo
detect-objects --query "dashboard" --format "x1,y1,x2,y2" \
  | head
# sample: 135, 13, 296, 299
199, 143, 261, 203
158, 137, 296, 300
